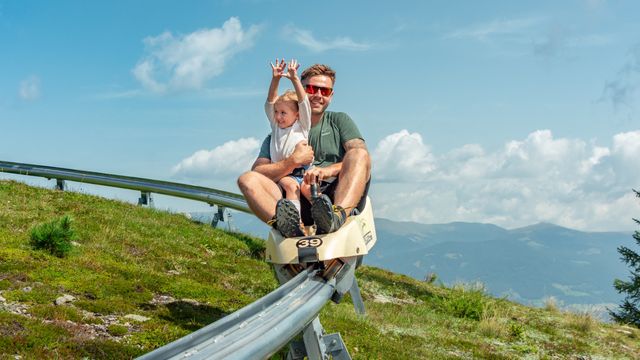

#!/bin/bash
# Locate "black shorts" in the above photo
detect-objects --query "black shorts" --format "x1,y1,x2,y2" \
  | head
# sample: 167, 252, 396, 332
299, 178, 371, 226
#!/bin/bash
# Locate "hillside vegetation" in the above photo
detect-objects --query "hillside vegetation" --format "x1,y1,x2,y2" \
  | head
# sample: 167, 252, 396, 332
0, 179, 639, 359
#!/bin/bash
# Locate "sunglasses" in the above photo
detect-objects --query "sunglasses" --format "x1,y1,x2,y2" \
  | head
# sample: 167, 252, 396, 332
304, 84, 333, 96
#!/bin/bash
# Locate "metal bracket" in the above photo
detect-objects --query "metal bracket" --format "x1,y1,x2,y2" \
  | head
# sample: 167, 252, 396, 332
287, 316, 352, 360
55, 179, 66, 191
323, 333, 352, 360
138, 191, 154, 207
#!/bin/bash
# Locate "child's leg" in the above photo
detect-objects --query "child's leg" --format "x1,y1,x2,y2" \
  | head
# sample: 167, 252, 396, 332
300, 181, 312, 201
277, 176, 305, 234
278, 176, 301, 200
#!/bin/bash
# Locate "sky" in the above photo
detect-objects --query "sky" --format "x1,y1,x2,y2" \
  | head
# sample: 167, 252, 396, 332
1, 0, 640, 231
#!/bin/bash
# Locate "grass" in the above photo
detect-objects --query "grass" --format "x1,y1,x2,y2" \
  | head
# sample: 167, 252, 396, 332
1, 179, 640, 359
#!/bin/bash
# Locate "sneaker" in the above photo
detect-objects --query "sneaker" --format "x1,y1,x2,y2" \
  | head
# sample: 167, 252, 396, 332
311, 194, 347, 235
275, 199, 305, 238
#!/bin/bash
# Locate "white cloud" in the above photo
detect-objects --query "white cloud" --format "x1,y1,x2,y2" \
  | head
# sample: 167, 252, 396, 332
133, 17, 260, 93
371, 129, 640, 231
372, 130, 436, 181
19, 75, 41, 101
172, 137, 260, 179
283, 25, 371, 52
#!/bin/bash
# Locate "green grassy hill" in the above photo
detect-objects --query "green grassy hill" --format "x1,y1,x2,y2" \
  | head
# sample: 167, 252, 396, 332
1, 179, 639, 359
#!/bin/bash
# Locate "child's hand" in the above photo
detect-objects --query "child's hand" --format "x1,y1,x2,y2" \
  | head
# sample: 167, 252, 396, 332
270, 58, 286, 78
284, 59, 300, 79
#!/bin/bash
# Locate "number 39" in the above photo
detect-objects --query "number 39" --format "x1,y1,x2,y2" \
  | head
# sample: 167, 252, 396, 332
296, 238, 323, 248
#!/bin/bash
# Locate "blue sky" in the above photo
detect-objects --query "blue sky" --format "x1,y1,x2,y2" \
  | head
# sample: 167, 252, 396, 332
2, 0, 640, 231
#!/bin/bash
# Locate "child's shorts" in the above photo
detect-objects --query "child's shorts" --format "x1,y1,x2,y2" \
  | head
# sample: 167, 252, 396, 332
288, 166, 308, 185
289, 174, 304, 184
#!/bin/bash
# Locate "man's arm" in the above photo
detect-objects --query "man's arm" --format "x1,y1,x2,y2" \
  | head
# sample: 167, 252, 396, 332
253, 141, 314, 182
343, 138, 368, 152
252, 157, 297, 182
302, 138, 367, 185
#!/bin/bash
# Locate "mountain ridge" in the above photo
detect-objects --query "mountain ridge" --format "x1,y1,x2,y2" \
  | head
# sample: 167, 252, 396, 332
215, 211, 634, 314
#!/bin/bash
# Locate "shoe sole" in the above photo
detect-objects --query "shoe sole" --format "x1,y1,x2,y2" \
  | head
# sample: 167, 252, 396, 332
311, 195, 334, 235
276, 199, 303, 238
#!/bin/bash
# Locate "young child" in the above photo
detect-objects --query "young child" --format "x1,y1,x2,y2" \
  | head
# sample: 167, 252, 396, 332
265, 59, 312, 237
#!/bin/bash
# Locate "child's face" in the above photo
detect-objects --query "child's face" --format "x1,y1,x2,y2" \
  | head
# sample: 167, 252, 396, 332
274, 101, 299, 129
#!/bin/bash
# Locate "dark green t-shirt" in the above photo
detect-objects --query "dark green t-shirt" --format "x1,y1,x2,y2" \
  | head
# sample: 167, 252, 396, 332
258, 111, 363, 168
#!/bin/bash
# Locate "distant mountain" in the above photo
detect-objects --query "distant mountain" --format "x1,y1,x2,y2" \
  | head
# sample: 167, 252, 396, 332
195, 210, 635, 313
369, 219, 634, 312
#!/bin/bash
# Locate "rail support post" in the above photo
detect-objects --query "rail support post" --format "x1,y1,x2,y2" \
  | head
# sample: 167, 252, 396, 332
210, 206, 235, 231
138, 191, 154, 207
286, 316, 351, 360
211, 205, 226, 228
55, 179, 66, 191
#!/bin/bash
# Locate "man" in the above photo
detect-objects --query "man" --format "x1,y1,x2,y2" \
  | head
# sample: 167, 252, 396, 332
237, 64, 370, 237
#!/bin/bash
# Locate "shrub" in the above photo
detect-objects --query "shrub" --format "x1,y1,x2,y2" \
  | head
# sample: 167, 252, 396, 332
424, 272, 438, 284
440, 283, 487, 321
30, 215, 76, 258
544, 296, 559, 312
569, 311, 597, 333
107, 324, 129, 337
509, 321, 525, 339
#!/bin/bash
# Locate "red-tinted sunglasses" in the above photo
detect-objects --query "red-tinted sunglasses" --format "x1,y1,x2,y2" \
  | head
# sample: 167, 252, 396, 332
304, 84, 333, 96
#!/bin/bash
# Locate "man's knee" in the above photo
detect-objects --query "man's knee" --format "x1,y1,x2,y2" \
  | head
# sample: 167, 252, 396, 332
237, 171, 260, 194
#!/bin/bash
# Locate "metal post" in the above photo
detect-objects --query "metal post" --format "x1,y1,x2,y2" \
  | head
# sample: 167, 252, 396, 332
55, 179, 66, 191
349, 277, 366, 316
302, 317, 327, 360
138, 191, 154, 207
225, 210, 234, 232
211, 205, 226, 228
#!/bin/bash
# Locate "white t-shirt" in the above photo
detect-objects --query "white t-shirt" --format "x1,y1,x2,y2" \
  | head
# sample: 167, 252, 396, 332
265, 96, 312, 163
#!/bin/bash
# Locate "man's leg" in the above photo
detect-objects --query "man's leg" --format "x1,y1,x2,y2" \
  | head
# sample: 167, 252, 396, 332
311, 148, 370, 234
237, 171, 283, 223
333, 148, 371, 211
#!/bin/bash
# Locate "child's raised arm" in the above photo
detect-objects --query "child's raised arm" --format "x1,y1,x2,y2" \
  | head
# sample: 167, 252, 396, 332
285, 59, 306, 105
267, 58, 286, 103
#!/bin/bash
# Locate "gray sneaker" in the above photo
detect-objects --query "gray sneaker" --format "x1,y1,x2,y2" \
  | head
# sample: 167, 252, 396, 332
275, 199, 304, 238
310, 194, 347, 235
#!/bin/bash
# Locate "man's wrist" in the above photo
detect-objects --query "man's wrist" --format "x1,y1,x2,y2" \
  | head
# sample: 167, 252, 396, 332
285, 155, 300, 169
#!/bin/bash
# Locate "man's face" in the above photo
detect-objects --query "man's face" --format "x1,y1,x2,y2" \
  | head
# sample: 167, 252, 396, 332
303, 75, 333, 115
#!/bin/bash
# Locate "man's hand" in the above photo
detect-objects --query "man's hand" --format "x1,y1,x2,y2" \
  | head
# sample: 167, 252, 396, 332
270, 58, 286, 78
303, 164, 340, 185
290, 141, 314, 167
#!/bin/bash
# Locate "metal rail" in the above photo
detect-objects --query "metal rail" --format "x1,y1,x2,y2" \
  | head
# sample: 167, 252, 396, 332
137, 268, 337, 360
0, 160, 250, 213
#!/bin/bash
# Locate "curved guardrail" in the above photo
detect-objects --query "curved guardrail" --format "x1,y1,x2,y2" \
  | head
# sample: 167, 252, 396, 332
0, 160, 250, 213
137, 268, 336, 360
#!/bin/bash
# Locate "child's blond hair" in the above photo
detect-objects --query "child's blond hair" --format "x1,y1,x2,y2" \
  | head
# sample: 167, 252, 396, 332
274, 90, 299, 110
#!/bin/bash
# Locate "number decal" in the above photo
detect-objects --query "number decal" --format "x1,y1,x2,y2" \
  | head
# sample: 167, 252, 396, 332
296, 237, 323, 248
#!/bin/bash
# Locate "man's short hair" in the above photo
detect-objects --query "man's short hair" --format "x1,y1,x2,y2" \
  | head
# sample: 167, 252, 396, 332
301, 64, 336, 85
